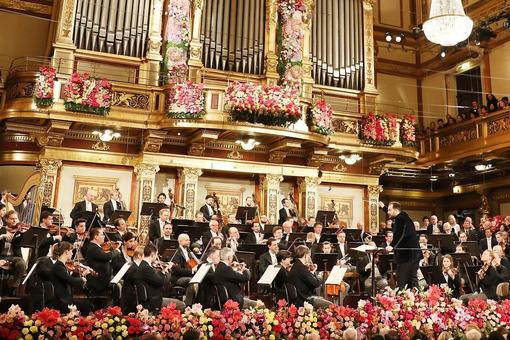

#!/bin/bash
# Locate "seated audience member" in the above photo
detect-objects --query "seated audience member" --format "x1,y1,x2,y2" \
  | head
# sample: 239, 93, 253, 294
446, 114, 457, 126
502, 96, 509, 107
498, 100, 507, 110
437, 118, 446, 129
480, 105, 488, 116
429, 121, 437, 132
422, 217, 430, 230
487, 93, 498, 112
469, 100, 479, 118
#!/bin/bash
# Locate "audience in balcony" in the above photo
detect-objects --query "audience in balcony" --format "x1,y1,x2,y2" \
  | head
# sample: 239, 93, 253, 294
487, 94, 498, 112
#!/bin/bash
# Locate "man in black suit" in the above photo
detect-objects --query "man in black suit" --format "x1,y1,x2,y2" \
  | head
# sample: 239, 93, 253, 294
312, 222, 325, 243
287, 245, 330, 308
111, 232, 137, 274
154, 223, 175, 256
258, 237, 279, 276
37, 210, 62, 258
379, 201, 422, 289
103, 190, 122, 223
171, 234, 198, 286
120, 246, 143, 314
245, 222, 264, 245
199, 195, 217, 222
459, 217, 478, 242
272, 226, 288, 250
85, 227, 119, 296
480, 226, 498, 252
196, 248, 220, 309
426, 215, 443, 235
70, 189, 98, 228
148, 208, 170, 242
0, 210, 26, 294
215, 247, 258, 308
139, 244, 185, 312
278, 198, 297, 225
336, 230, 348, 260
201, 219, 223, 248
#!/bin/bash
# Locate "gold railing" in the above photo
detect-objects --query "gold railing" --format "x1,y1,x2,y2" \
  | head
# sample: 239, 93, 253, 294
417, 108, 510, 165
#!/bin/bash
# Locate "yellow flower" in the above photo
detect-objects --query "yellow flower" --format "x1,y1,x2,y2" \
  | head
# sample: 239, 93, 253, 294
116, 326, 121, 332
30, 326, 38, 333
202, 325, 207, 331
71, 326, 77, 331
114, 317, 120, 322
24, 320, 33, 327
273, 320, 279, 326
208, 325, 213, 331
269, 336, 275, 340
101, 323, 108, 329
122, 331, 128, 337
117, 336, 122, 340
22, 328, 29, 335
108, 319, 114, 325
70, 336, 77, 340
109, 326, 114, 332
267, 325, 272, 331
313, 322, 317, 327
121, 325, 127, 331
25, 335, 33, 340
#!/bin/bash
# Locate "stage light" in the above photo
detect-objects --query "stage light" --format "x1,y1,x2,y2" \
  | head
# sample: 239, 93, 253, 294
395, 33, 404, 43
474, 163, 493, 171
385, 32, 392, 42
235, 138, 260, 151
439, 48, 447, 58
92, 129, 121, 142
340, 154, 362, 165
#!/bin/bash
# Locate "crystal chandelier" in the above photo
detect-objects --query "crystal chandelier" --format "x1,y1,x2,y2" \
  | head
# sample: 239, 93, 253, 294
423, 0, 473, 46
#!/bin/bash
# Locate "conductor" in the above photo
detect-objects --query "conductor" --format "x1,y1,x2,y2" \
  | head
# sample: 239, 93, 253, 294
378, 201, 422, 289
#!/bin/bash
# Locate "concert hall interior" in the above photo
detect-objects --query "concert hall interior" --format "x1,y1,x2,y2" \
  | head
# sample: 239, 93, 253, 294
2, 0, 510, 338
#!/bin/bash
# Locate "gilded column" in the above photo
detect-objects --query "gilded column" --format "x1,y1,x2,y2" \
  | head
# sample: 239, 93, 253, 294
188, 0, 204, 83
177, 168, 203, 220
264, 0, 279, 85
360, 0, 378, 114
52, 0, 78, 75
367, 185, 383, 234
261, 174, 283, 224
140, 0, 164, 85
297, 177, 320, 220
35, 159, 63, 224
301, 0, 314, 100
134, 163, 160, 243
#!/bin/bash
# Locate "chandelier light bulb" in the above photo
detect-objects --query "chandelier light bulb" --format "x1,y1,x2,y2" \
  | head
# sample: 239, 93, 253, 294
423, 0, 473, 46
93, 129, 121, 142
340, 154, 362, 165
236, 138, 260, 151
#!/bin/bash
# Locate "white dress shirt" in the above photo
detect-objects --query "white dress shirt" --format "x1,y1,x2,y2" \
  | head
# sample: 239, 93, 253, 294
86, 200, 92, 212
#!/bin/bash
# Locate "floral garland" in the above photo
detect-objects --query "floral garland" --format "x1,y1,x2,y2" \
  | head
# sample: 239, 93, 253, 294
224, 81, 301, 127
162, 0, 190, 84
166, 81, 205, 119
277, 0, 310, 91
400, 113, 417, 147
359, 112, 398, 146
306, 98, 333, 135
2, 288, 510, 339
63, 72, 112, 116
34, 66, 56, 107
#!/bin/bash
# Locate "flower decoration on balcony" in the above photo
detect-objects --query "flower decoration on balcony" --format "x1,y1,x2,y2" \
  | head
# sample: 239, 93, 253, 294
34, 66, 56, 107
162, 0, 190, 84
307, 98, 333, 135
277, 0, 311, 91
400, 114, 417, 147
359, 112, 398, 146
225, 81, 301, 127
63, 72, 112, 115
166, 81, 205, 119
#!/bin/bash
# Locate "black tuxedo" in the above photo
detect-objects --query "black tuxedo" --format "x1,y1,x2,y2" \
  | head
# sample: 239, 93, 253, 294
201, 230, 223, 249
103, 200, 121, 222
278, 207, 296, 225
111, 248, 130, 274
149, 219, 167, 243
50, 260, 85, 310
337, 243, 348, 259
172, 247, 195, 279
85, 243, 114, 295
214, 261, 250, 307
480, 237, 498, 252
426, 224, 444, 236
200, 204, 217, 221
287, 259, 321, 307
196, 262, 217, 309
139, 260, 171, 312
0, 227, 23, 257
120, 262, 142, 314
437, 271, 461, 298
245, 232, 263, 245
70, 200, 98, 228
37, 232, 59, 258
480, 265, 510, 300
258, 251, 277, 276
459, 228, 479, 242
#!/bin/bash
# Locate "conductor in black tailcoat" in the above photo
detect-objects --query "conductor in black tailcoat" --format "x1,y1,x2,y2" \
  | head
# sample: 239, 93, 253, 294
379, 201, 422, 289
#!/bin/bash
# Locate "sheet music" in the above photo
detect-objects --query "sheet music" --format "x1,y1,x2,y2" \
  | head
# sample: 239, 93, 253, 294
352, 244, 379, 253
325, 266, 347, 285
22, 262, 39, 285
190, 263, 212, 284
111, 263, 131, 284
257, 265, 282, 285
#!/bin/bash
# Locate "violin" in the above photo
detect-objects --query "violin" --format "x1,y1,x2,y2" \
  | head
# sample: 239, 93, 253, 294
7, 222, 30, 234
102, 241, 121, 252
65, 261, 98, 276
153, 259, 172, 273
48, 225, 71, 236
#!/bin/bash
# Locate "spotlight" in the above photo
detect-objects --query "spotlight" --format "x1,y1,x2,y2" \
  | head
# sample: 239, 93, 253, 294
395, 33, 404, 43
92, 129, 121, 142
440, 48, 447, 58
235, 138, 260, 151
474, 163, 493, 172
340, 153, 362, 165
430, 175, 438, 182
448, 173, 456, 178
385, 32, 392, 42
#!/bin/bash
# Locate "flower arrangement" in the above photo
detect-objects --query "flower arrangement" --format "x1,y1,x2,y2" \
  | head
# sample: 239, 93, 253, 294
225, 81, 301, 127
63, 72, 112, 115
3, 287, 510, 339
359, 112, 398, 146
166, 81, 205, 119
162, 0, 190, 84
277, 0, 311, 91
34, 66, 56, 107
400, 114, 417, 147
307, 98, 334, 135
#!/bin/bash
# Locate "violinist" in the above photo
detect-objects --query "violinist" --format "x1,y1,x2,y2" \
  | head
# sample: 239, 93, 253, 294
226, 226, 241, 252
258, 237, 279, 276
0, 203, 6, 228
437, 254, 461, 298
172, 233, 199, 305
282, 220, 294, 243
111, 232, 137, 274
278, 198, 296, 225
478, 250, 509, 300
210, 236, 223, 250
0, 210, 26, 295
194, 211, 206, 223
201, 219, 223, 248
140, 244, 185, 312
245, 222, 265, 245
154, 222, 174, 254
120, 246, 144, 314
37, 210, 62, 258
112, 218, 128, 239
84, 227, 118, 296
287, 245, 330, 309
148, 208, 170, 242
49, 241, 94, 314
64, 218, 88, 260
195, 248, 220, 309
199, 195, 217, 222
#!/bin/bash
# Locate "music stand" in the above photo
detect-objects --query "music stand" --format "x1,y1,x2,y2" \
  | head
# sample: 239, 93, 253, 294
140, 202, 167, 220
420, 265, 441, 286
455, 241, 480, 258
238, 244, 267, 258
171, 219, 194, 227
351, 245, 386, 297
371, 235, 386, 247
451, 253, 473, 268
344, 229, 362, 242
429, 234, 456, 253
159, 240, 178, 261
109, 210, 132, 222
79, 211, 103, 230
288, 232, 308, 242
105, 231, 121, 242
20, 226, 49, 260
41, 206, 56, 216
316, 210, 336, 228
313, 253, 340, 272
236, 207, 257, 224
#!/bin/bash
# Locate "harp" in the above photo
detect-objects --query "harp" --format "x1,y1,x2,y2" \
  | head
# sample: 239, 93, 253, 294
5, 171, 42, 226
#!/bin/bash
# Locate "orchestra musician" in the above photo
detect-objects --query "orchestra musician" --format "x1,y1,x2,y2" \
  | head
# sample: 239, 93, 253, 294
103, 190, 122, 223
64, 218, 88, 260
49, 241, 94, 315
480, 226, 498, 252
336, 230, 348, 260
37, 210, 63, 258
156, 193, 167, 204
209, 236, 223, 250
272, 226, 288, 250
70, 189, 98, 228
194, 211, 206, 223
313, 222, 326, 243
195, 248, 221, 309
357, 241, 388, 294
215, 247, 258, 308
226, 227, 242, 252
437, 254, 461, 298
154, 222, 174, 254
172, 233, 199, 305
111, 218, 128, 241
120, 246, 144, 314
85, 227, 119, 296
282, 220, 293, 243
0, 204, 6, 228
111, 232, 137, 274
139, 244, 185, 312
0, 210, 26, 295
148, 208, 170, 242
199, 195, 217, 222
278, 198, 297, 225
287, 245, 330, 309
478, 250, 510, 300
258, 237, 279, 276
245, 222, 265, 245
201, 219, 223, 247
